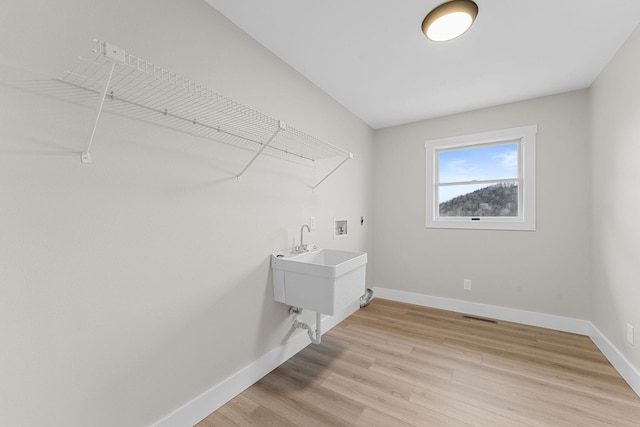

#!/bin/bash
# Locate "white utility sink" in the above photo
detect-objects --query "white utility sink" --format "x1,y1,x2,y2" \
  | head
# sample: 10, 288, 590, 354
271, 247, 367, 315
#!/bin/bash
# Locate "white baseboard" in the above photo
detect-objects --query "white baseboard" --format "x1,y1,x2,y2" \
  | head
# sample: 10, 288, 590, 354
374, 286, 640, 399
152, 288, 640, 427
151, 301, 361, 427
588, 323, 640, 398
373, 287, 589, 335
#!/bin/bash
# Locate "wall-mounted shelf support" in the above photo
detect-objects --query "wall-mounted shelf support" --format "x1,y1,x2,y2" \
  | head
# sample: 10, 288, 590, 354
81, 61, 115, 163
59, 40, 353, 189
81, 42, 126, 163
237, 121, 286, 182
312, 153, 353, 190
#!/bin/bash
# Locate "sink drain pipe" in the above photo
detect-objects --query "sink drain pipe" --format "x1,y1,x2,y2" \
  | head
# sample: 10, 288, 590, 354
294, 311, 322, 345
293, 289, 374, 345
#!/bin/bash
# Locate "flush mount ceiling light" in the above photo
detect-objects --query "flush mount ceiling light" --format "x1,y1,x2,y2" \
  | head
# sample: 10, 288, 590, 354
422, 0, 479, 42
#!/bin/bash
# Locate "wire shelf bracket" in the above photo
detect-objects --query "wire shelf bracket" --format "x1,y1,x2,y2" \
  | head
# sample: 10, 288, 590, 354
311, 152, 353, 190
236, 120, 286, 182
81, 43, 125, 163
61, 40, 353, 189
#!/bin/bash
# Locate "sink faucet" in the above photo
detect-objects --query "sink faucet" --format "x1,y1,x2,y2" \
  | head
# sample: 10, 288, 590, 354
296, 224, 311, 253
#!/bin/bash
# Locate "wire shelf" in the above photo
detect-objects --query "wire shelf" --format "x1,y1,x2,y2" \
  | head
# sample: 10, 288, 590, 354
58, 40, 352, 186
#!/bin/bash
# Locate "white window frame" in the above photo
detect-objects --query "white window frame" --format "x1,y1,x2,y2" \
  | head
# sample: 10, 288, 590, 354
425, 125, 537, 231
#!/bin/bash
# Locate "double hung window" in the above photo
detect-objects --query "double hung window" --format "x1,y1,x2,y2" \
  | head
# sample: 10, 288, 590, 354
425, 125, 537, 230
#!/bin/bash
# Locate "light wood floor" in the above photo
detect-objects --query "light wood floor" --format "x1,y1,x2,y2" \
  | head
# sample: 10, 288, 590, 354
198, 299, 640, 426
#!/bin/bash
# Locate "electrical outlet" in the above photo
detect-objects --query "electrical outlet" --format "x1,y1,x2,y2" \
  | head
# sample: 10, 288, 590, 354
309, 216, 316, 230
464, 279, 471, 291
627, 324, 634, 345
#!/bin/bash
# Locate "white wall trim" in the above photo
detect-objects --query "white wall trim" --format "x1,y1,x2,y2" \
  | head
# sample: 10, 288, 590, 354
588, 322, 640, 398
374, 287, 589, 335
374, 287, 640, 399
151, 301, 361, 427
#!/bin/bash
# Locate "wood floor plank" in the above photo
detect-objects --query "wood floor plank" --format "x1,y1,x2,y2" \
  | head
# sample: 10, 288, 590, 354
240, 374, 354, 427
478, 347, 637, 401
300, 343, 415, 401
196, 411, 236, 427
410, 384, 533, 427
212, 395, 259, 425
355, 407, 415, 427
321, 372, 470, 426
450, 367, 640, 426
198, 298, 640, 426
269, 366, 365, 424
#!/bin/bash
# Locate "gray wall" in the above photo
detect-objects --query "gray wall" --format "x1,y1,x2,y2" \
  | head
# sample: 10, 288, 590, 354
590, 25, 640, 370
373, 90, 591, 319
0, 1, 373, 426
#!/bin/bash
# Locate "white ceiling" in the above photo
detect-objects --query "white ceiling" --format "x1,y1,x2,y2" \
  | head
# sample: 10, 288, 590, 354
205, 1, 640, 129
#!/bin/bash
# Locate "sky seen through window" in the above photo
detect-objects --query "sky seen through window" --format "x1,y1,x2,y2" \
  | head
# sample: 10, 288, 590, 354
438, 143, 518, 203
